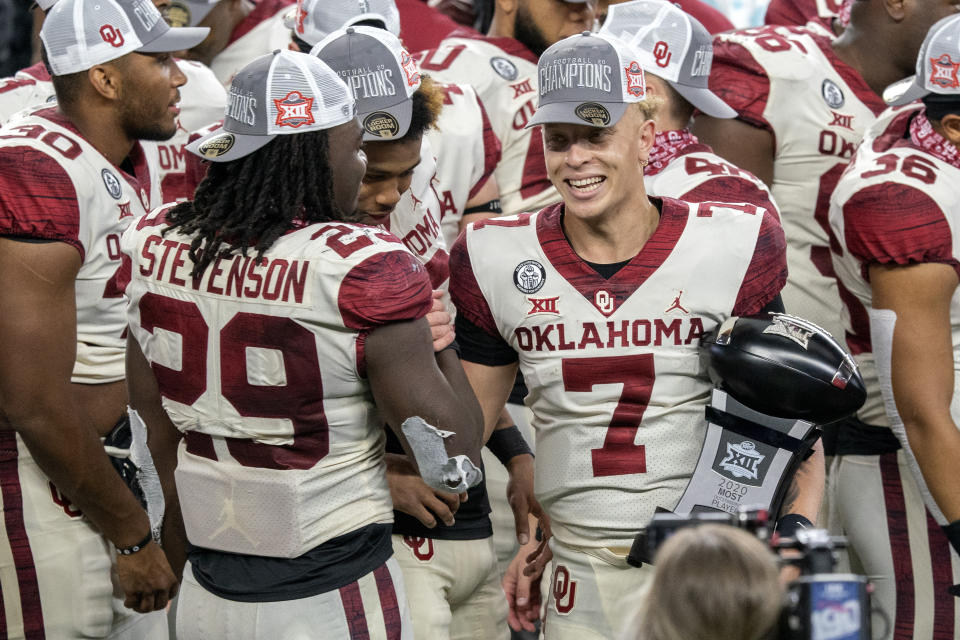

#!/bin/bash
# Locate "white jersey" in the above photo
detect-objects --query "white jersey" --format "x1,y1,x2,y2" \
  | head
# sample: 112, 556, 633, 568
416, 34, 559, 217
123, 208, 433, 558
830, 106, 960, 428
0, 108, 160, 383
425, 81, 500, 250
710, 25, 886, 341
154, 60, 226, 203
209, 0, 296, 86
644, 130, 779, 215
0, 62, 55, 124
450, 200, 786, 548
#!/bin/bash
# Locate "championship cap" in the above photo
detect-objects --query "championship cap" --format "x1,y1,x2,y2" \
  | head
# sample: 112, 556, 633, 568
286, 0, 401, 48
163, 1, 219, 28
527, 31, 647, 128
311, 26, 420, 141
40, 0, 209, 76
186, 50, 356, 163
884, 14, 960, 105
599, 0, 736, 118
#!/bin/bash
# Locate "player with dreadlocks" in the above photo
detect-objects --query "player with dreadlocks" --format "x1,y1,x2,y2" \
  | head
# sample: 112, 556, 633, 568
122, 49, 484, 638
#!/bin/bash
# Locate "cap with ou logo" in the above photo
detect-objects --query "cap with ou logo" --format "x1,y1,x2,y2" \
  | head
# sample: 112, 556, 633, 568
186, 50, 356, 163
527, 31, 648, 129
285, 0, 401, 48
39, 0, 209, 76
884, 14, 960, 105
599, 0, 736, 118
311, 26, 420, 141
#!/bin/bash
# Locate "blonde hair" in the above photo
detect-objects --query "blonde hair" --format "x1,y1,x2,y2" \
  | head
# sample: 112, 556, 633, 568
628, 525, 783, 640
632, 95, 662, 123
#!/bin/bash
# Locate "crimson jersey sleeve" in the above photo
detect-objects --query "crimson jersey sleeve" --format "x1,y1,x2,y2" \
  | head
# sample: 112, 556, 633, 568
471, 96, 502, 201
338, 250, 433, 330
764, 0, 815, 27
681, 176, 780, 220
449, 231, 503, 338
708, 40, 773, 133
0, 146, 82, 256
733, 207, 788, 315
842, 183, 960, 278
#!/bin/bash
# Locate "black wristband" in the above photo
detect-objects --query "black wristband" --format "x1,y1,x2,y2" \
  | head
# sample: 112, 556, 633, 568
116, 531, 153, 556
464, 199, 502, 215
486, 425, 533, 466
943, 520, 960, 556
776, 513, 814, 539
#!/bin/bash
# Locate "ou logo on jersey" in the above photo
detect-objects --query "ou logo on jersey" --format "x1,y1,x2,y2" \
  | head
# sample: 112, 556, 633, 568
402, 536, 435, 562
552, 565, 577, 615
594, 289, 615, 316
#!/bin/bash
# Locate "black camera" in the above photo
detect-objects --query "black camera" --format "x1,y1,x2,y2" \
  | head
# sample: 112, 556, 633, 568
628, 508, 872, 640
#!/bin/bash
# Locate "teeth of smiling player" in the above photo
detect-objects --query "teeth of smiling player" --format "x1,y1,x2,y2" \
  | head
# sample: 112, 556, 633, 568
569, 176, 603, 192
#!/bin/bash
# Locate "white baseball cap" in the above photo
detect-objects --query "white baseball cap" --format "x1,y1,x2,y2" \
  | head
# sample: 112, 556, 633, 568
527, 31, 648, 128
312, 26, 421, 141
186, 50, 356, 163
40, 0, 209, 76
885, 14, 960, 105
599, 0, 736, 118
286, 0, 401, 48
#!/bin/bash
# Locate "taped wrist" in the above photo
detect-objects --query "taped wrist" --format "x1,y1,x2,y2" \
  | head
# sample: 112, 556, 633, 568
486, 425, 532, 466
777, 513, 814, 538
401, 416, 483, 493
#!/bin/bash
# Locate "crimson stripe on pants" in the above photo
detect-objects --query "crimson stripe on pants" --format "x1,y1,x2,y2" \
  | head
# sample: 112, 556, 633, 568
339, 579, 370, 640
0, 432, 45, 639
880, 452, 914, 640
926, 512, 955, 640
374, 564, 402, 640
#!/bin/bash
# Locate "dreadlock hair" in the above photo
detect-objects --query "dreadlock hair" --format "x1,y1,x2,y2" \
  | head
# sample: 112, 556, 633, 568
164, 128, 350, 278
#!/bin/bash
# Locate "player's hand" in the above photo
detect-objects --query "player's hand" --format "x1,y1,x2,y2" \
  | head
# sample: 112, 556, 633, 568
116, 541, 179, 613
386, 453, 465, 527
426, 289, 455, 352
503, 523, 551, 633
505, 453, 545, 545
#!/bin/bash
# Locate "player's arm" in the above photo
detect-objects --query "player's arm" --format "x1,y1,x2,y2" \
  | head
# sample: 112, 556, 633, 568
871, 262, 960, 523
366, 317, 484, 466
461, 174, 502, 231
0, 237, 176, 612
126, 334, 188, 578
691, 116, 776, 187
178, 0, 250, 66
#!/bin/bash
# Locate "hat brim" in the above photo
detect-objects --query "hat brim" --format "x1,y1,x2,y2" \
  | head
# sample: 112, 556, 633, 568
673, 84, 737, 119
884, 75, 927, 106
186, 125, 276, 163
525, 101, 629, 128
358, 98, 413, 141
138, 26, 210, 54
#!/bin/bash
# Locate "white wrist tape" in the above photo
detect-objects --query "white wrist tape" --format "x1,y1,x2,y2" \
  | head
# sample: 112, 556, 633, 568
127, 407, 167, 540
401, 416, 483, 493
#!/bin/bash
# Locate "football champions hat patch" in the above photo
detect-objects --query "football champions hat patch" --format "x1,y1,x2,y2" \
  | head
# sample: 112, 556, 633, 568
885, 14, 960, 105
599, 0, 736, 118
527, 31, 647, 128
40, 0, 208, 76
311, 26, 421, 141
286, 0, 402, 48
186, 50, 356, 163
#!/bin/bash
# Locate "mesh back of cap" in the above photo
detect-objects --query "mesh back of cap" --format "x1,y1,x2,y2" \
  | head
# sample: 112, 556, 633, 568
296, 0, 401, 46
601, 2, 692, 85
42, 0, 142, 75
267, 51, 355, 135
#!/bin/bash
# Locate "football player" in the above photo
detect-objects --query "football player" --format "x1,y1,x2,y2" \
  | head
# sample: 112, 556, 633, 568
311, 26, 520, 640
599, 0, 778, 212
126, 50, 484, 639
828, 15, 960, 637
450, 32, 817, 639
0, 0, 207, 634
